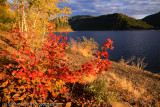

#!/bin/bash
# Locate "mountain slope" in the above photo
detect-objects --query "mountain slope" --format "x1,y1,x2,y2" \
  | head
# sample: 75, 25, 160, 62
69, 13, 153, 31
142, 12, 160, 29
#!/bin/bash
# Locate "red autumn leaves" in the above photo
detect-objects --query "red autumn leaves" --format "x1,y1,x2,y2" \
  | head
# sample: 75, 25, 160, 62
0, 22, 113, 102
0, 51, 6, 56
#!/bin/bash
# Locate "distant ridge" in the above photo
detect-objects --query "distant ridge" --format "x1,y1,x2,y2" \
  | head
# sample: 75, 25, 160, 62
68, 13, 153, 31
142, 12, 160, 29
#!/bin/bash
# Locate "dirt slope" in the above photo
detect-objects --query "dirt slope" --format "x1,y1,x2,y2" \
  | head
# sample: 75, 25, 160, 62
65, 52, 160, 106
0, 30, 159, 106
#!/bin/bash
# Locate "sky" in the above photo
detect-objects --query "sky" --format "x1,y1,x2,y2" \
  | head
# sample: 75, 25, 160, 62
60, 0, 160, 19
8, 0, 160, 19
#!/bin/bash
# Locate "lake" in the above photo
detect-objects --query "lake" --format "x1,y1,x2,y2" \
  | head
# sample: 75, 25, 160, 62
56, 30, 160, 74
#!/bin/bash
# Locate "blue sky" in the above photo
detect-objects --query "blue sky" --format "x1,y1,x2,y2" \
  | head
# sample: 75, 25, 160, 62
8, 0, 160, 19
61, 0, 160, 19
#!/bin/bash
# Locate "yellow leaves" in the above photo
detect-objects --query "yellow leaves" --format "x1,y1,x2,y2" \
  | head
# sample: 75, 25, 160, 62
30, 99, 36, 103
66, 102, 71, 107
57, 80, 65, 86
19, 93, 27, 101
17, 96, 24, 101
8, 84, 16, 92
19, 85, 26, 93
3, 88, 8, 93
52, 78, 56, 81
42, 61, 49, 65
20, 85, 25, 89
37, 99, 43, 103
0, 80, 8, 88
6, 95, 11, 99
0, 72, 5, 80
9, 88, 16, 93
13, 85, 26, 94
18, 80, 22, 83
12, 93, 25, 101
3, 93, 12, 102
22, 76, 26, 81
31, 80, 36, 85
27, 85, 31, 89
28, 94, 34, 98
12, 93, 20, 98
55, 81, 61, 88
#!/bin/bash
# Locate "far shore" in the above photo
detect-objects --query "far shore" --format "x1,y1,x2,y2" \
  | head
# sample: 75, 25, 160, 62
69, 29, 160, 31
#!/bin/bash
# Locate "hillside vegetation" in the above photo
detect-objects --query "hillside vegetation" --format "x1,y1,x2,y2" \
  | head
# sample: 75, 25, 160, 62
69, 13, 153, 30
0, 5, 16, 31
53, 19, 73, 32
0, 3, 72, 32
0, 1, 159, 105
142, 12, 160, 29
0, 30, 159, 106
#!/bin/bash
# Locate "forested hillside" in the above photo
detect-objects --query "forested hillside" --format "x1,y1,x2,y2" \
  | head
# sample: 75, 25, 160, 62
69, 13, 153, 30
0, 3, 16, 31
142, 12, 160, 29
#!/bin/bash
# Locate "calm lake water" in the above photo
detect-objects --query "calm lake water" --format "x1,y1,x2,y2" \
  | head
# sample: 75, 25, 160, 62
57, 30, 160, 74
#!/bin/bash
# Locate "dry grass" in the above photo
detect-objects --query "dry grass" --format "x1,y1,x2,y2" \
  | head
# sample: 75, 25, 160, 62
83, 69, 159, 106
102, 71, 146, 99
1, 30, 159, 106
68, 36, 99, 57
65, 52, 159, 105
55, 27, 73, 33
100, 61, 160, 106
0, 30, 18, 55
83, 74, 97, 83
119, 56, 148, 70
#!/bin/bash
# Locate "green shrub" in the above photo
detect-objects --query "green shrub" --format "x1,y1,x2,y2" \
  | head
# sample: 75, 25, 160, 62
85, 77, 117, 103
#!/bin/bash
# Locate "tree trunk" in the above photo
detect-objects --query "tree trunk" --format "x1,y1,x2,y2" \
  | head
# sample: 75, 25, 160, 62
21, 0, 27, 37
33, 11, 40, 32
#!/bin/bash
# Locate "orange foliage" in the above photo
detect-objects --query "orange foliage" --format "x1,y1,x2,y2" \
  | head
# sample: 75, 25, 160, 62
0, 22, 113, 103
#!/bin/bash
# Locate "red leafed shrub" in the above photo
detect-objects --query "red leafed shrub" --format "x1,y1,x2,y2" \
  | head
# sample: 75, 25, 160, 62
0, 22, 113, 103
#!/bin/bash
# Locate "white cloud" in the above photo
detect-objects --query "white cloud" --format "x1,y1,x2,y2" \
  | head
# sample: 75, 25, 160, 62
60, 0, 160, 18
132, 14, 148, 19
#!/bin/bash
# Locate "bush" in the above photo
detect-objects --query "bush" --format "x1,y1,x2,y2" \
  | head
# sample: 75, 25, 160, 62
68, 36, 99, 57
85, 77, 118, 104
0, 22, 114, 103
0, 6, 16, 31
0, 23, 12, 31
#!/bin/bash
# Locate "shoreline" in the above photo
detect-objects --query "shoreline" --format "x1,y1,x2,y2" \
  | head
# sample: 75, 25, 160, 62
0, 30, 159, 106
65, 52, 160, 105
70, 29, 160, 31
